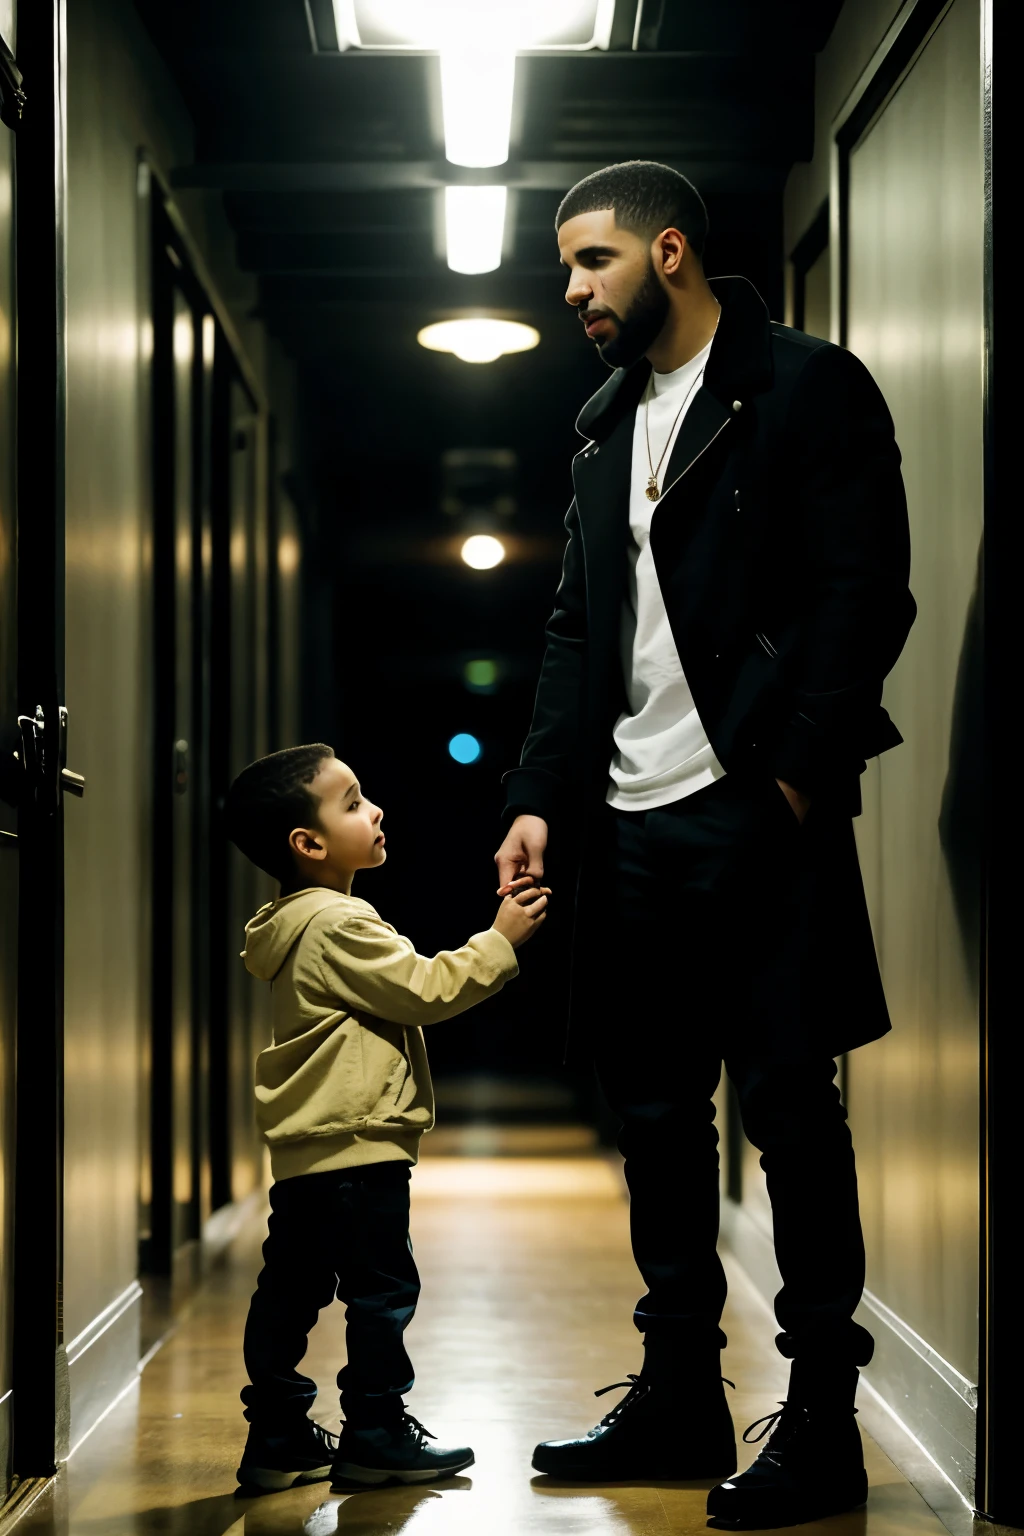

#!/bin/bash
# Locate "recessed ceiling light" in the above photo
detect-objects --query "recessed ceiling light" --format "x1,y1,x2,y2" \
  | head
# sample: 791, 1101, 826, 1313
418, 318, 539, 364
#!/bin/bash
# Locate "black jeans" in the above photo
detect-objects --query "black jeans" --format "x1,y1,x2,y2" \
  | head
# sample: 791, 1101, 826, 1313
596, 774, 873, 1367
241, 1162, 420, 1431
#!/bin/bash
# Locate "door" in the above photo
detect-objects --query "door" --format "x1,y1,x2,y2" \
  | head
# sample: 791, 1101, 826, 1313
170, 289, 197, 1281
226, 383, 268, 1203
145, 224, 205, 1288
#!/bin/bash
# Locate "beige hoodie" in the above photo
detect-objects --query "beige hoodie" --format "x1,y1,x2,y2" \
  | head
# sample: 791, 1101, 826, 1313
242, 888, 518, 1180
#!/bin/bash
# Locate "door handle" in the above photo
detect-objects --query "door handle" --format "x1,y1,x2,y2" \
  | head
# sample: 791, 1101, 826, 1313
13, 701, 86, 811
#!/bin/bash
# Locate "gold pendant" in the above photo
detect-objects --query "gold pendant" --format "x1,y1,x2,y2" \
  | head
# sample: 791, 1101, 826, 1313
645, 477, 660, 501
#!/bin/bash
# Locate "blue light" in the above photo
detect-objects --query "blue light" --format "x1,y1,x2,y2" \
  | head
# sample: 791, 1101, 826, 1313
448, 733, 482, 764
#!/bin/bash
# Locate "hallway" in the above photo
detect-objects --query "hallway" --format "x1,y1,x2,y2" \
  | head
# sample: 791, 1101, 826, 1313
12, 1133, 951, 1536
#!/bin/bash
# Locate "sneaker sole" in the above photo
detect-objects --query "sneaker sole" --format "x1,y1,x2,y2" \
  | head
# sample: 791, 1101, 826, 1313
331, 1452, 475, 1489
236, 1463, 332, 1492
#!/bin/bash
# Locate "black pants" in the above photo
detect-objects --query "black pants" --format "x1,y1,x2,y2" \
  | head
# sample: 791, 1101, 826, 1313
596, 774, 873, 1367
241, 1162, 421, 1431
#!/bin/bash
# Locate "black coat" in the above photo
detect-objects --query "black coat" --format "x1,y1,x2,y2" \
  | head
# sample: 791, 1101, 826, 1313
503, 276, 916, 1056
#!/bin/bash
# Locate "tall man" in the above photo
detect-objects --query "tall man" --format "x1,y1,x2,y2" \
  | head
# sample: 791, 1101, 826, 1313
494, 162, 915, 1528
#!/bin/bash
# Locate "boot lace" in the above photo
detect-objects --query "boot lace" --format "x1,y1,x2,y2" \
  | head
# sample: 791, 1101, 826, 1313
742, 1401, 806, 1464
743, 1397, 859, 1464
594, 1373, 736, 1429
593, 1374, 649, 1426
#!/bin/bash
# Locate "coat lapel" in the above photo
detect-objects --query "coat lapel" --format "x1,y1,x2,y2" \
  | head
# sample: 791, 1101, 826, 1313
571, 410, 633, 578
570, 275, 774, 560
658, 386, 732, 503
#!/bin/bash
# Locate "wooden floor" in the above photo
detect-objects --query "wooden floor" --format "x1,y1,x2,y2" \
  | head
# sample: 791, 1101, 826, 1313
13, 1131, 952, 1536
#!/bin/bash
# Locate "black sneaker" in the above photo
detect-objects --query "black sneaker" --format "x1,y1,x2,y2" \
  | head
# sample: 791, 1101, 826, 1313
532, 1373, 737, 1482
706, 1400, 867, 1528
330, 1413, 474, 1488
236, 1419, 339, 1492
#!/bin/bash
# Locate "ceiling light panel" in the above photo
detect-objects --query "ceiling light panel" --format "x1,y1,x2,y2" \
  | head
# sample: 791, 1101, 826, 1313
335, 0, 614, 50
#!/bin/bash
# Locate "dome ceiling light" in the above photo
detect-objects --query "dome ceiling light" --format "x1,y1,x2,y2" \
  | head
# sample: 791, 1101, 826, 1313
417, 318, 539, 365
460, 535, 506, 570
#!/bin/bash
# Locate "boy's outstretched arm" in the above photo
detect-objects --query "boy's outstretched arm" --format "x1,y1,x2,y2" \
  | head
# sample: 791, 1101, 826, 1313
312, 884, 548, 1029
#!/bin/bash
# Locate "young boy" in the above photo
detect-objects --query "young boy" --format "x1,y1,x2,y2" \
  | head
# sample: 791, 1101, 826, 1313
225, 743, 548, 1493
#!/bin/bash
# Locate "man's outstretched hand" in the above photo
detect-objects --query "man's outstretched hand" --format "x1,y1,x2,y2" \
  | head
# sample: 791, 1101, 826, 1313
495, 814, 549, 895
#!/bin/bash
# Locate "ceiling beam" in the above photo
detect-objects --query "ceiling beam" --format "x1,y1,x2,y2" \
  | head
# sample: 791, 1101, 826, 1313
172, 158, 782, 194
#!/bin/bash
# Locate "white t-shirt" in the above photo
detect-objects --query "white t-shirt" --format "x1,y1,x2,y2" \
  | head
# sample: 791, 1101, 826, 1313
606, 339, 726, 812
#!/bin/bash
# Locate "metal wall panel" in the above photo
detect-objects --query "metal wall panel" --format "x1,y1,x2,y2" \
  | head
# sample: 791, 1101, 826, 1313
62, 0, 160, 1436
801, 246, 830, 341
725, 0, 985, 1505
59, 0, 298, 1453
846, 0, 983, 1388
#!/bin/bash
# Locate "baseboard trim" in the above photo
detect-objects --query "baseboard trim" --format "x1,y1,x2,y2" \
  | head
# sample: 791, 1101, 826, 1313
719, 1196, 977, 1530
1, 1389, 10, 1511
0, 1476, 52, 1532
858, 1286, 977, 1407
65, 1282, 142, 1456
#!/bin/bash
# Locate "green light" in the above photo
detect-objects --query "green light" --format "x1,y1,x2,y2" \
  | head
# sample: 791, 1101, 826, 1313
464, 658, 499, 692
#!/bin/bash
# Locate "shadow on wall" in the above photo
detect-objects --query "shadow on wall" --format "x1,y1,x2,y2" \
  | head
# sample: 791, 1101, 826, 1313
937, 536, 984, 997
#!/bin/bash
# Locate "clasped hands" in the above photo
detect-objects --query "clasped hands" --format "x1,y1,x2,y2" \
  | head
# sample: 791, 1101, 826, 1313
493, 784, 809, 922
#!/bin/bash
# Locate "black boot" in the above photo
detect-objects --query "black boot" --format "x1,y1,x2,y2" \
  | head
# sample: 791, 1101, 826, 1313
532, 1350, 737, 1482
706, 1364, 866, 1528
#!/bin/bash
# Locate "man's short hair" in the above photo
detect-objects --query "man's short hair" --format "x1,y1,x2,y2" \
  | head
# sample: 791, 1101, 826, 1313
555, 160, 709, 258
225, 743, 334, 882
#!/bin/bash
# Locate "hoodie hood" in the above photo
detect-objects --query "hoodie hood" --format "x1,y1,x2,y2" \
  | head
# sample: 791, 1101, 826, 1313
242, 888, 375, 981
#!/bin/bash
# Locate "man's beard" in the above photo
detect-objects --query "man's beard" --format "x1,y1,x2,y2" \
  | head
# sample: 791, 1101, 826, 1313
590, 258, 669, 369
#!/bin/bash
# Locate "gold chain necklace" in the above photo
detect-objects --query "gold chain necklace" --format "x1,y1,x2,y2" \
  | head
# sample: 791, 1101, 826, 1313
643, 364, 706, 501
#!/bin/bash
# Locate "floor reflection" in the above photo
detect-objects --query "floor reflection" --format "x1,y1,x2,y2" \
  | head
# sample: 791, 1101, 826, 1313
14, 1139, 952, 1536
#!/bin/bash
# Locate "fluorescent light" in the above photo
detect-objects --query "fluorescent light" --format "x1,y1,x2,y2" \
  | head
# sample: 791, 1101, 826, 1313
461, 535, 506, 570
441, 50, 515, 168
336, 2, 615, 168
332, 0, 360, 47
339, 1, 613, 50
418, 318, 540, 364
445, 186, 507, 274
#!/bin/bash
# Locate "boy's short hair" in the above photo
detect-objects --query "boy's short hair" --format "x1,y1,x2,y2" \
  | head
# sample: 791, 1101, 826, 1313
225, 744, 334, 882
